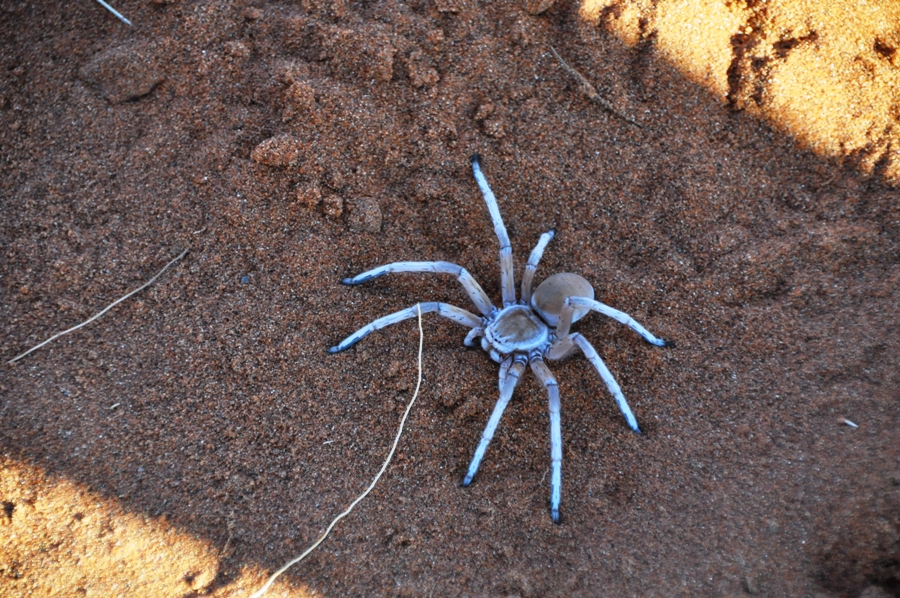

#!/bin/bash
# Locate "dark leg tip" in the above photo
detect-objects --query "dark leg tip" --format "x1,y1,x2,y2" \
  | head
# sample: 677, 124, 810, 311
461, 475, 473, 487
551, 508, 560, 524
343, 272, 380, 285
645, 337, 674, 348
331, 337, 360, 352
469, 153, 481, 166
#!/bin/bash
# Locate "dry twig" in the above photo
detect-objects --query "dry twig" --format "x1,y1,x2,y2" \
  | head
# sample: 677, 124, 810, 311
550, 46, 642, 128
6, 249, 188, 365
93, 0, 132, 25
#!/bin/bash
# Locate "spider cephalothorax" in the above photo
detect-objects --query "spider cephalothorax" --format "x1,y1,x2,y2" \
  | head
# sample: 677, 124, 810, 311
330, 154, 671, 523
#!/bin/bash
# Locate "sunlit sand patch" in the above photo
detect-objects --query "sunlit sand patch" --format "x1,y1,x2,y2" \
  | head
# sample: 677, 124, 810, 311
0, 457, 313, 598
581, 0, 747, 96
763, 1, 900, 175
581, 0, 900, 182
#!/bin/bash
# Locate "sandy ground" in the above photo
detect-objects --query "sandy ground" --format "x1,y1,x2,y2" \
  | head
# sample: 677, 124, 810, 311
2, 0, 899, 596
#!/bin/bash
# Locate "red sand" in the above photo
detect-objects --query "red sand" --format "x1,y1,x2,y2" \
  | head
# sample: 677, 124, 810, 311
2, 1, 899, 596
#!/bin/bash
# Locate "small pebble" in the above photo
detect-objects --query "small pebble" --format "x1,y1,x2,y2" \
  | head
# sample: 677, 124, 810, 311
251, 134, 302, 167
322, 195, 343, 219
283, 81, 316, 122
224, 41, 250, 60
407, 50, 439, 88
242, 6, 262, 19
482, 117, 506, 138
296, 182, 322, 208
79, 43, 166, 104
526, 0, 555, 14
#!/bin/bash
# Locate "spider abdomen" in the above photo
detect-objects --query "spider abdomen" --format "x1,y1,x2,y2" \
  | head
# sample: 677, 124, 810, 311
531, 272, 595, 327
483, 305, 549, 355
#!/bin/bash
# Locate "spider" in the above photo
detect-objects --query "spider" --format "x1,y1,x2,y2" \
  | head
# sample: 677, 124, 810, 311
330, 154, 671, 523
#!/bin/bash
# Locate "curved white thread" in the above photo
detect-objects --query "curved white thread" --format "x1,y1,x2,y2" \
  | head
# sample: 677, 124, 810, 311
6, 249, 189, 365
250, 303, 425, 598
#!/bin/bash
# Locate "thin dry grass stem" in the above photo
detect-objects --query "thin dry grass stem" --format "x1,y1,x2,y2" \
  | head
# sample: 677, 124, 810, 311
249, 304, 426, 598
6, 249, 189, 366
93, 0, 132, 25
550, 46, 643, 128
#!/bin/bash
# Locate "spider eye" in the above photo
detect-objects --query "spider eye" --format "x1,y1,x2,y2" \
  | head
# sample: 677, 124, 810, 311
531, 273, 594, 326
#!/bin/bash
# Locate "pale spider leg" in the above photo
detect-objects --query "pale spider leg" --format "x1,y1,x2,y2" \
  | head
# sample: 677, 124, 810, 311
556, 296, 671, 346
343, 261, 494, 316
530, 356, 563, 524
469, 154, 516, 306
463, 327, 484, 347
548, 333, 641, 433
328, 302, 480, 353
462, 356, 527, 486
544, 335, 578, 361
520, 229, 556, 304
498, 354, 512, 391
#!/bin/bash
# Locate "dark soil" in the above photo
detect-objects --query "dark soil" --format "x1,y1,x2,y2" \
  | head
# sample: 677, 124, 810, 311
2, 1, 899, 596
